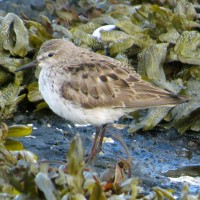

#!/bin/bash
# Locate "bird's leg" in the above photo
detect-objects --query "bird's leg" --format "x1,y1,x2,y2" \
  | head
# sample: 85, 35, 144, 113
96, 124, 107, 154
88, 127, 100, 159
87, 124, 107, 161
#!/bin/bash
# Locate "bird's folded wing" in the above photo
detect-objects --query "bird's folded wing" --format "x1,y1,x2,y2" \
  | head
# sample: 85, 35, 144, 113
60, 60, 180, 109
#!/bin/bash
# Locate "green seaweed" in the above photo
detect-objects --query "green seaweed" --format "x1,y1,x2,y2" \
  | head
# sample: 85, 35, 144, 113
174, 31, 200, 65
0, 13, 29, 57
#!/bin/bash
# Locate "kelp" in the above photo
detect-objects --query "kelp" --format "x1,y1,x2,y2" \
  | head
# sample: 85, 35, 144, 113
0, 12, 54, 120
182, 66, 200, 81
137, 43, 168, 82
0, 123, 33, 151
134, 35, 199, 132
0, 66, 14, 87
0, 13, 31, 69
0, 13, 29, 57
71, 28, 102, 49
109, 38, 134, 56
158, 28, 180, 44
25, 20, 53, 48
130, 3, 200, 38
173, 31, 200, 65
128, 107, 172, 133
0, 83, 25, 120
27, 82, 43, 102
0, 14, 28, 120
165, 80, 200, 133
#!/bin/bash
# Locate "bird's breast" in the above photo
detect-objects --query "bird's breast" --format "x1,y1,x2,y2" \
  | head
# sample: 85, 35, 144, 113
38, 69, 66, 116
38, 69, 128, 125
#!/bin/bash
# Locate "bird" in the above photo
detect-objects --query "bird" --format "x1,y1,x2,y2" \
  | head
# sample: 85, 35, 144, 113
16, 39, 188, 160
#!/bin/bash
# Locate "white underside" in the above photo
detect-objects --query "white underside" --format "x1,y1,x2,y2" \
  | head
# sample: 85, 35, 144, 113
39, 69, 130, 126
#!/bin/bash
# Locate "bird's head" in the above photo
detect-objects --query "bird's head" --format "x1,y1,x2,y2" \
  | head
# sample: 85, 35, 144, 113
15, 39, 75, 72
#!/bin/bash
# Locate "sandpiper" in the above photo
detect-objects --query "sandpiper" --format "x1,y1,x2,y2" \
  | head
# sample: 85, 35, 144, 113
16, 39, 187, 159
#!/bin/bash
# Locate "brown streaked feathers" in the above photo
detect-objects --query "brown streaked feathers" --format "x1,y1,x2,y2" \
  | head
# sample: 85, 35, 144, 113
58, 55, 184, 110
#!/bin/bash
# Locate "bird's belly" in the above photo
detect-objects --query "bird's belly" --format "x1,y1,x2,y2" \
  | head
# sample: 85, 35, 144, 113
39, 74, 126, 126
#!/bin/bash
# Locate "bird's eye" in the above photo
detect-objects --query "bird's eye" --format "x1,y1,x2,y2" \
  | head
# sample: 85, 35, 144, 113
48, 53, 54, 57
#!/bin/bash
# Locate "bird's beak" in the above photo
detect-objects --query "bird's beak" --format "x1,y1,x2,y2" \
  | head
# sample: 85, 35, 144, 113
15, 60, 38, 72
